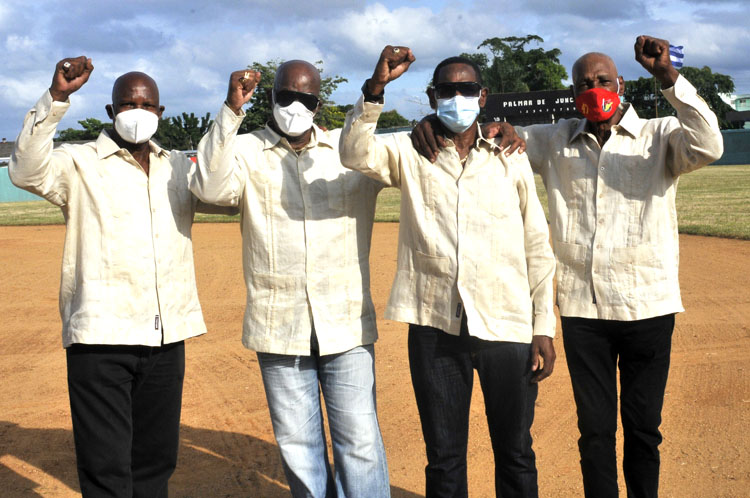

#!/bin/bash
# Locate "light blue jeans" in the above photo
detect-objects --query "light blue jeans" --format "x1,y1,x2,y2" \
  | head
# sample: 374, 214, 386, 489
257, 344, 390, 498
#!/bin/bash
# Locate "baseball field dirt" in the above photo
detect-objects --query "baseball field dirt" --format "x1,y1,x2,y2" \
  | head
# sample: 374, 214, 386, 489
1, 223, 748, 497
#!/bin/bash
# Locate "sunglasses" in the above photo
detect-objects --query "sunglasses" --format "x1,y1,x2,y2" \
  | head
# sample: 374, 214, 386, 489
274, 90, 320, 112
433, 82, 482, 100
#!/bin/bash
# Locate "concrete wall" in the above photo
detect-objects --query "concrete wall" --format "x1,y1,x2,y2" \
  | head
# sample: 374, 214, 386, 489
0, 166, 42, 202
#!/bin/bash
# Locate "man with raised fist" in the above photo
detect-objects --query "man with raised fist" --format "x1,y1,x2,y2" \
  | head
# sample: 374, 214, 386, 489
411, 35, 724, 498
189, 61, 391, 497
10, 58, 212, 497
339, 45, 556, 498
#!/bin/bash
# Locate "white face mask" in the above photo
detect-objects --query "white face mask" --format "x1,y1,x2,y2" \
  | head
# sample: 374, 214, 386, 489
114, 108, 159, 144
272, 101, 315, 137
436, 95, 481, 133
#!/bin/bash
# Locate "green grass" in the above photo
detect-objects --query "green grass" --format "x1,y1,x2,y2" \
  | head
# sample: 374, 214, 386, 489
2, 165, 749, 239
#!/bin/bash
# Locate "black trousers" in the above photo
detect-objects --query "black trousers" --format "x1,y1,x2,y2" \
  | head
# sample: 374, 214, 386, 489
562, 314, 674, 498
66, 341, 185, 498
408, 322, 538, 498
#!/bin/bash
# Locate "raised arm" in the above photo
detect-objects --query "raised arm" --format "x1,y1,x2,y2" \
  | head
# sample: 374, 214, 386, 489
634, 35, 723, 175
9, 56, 94, 205
189, 69, 261, 206
338, 45, 415, 188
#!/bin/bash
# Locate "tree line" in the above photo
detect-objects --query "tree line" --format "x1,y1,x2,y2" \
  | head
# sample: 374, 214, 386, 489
57, 35, 741, 149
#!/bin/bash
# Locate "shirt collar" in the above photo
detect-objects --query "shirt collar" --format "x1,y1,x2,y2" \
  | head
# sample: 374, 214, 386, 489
443, 122, 498, 153
568, 102, 644, 144
95, 129, 170, 160
257, 123, 334, 151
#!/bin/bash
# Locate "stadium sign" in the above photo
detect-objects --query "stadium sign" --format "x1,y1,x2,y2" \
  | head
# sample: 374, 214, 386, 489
484, 89, 579, 126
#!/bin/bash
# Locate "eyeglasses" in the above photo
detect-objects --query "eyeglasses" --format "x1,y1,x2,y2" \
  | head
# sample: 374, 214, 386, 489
274, 90, 320, 112
433, 82, 482, 100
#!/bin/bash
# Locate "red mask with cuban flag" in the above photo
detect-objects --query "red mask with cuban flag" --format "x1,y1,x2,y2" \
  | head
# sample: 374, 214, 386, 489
575, 87, 621, 122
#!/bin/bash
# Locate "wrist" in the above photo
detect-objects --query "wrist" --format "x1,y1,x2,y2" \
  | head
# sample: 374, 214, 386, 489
225, 100, 243, 115
49, 88, 70, 102
656, 67, 679, 89
363, 79, 385, 103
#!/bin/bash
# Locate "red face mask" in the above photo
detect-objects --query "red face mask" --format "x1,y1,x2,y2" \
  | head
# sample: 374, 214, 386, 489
575, 87, 621, 122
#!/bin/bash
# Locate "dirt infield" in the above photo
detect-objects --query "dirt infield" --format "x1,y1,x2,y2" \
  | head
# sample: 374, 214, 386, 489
1, 223, 748, 497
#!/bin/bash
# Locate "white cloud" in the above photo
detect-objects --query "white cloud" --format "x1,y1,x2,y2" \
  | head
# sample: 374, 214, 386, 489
1, 0, 749, 140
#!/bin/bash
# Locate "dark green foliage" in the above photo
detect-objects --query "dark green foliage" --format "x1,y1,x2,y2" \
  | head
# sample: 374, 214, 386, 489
57, 118, 108, 141
461, 35, 568, 93
625, 66, 738, 129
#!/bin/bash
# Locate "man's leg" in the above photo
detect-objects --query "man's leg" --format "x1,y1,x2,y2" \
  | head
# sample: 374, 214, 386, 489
408, 324, 473, 498
618, 314, 674, 498
67, 345, 137, 498
131, 341, 185, 498
562, 317, 620, 498
474, 339, 538, 498
257, 352, 335, 498
318, 344, 389, 498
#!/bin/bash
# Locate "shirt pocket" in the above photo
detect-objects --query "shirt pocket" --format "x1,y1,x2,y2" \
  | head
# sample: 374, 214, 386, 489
558, 157, 589, 205
553, 240, 588, 297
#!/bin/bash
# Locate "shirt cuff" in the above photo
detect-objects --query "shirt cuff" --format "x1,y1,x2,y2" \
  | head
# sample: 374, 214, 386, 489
32, 90, 70, 128
354, 94, 384, 125
215, 101, 246, 141
660, 74, 693, 106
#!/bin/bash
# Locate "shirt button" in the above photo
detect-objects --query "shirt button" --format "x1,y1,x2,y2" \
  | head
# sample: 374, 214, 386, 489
600, 166, 605, 171
598, 218, 604, 225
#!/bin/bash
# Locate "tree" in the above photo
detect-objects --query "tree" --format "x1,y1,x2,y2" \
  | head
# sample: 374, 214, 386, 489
57, 118, 108, 141
238, 60, 348, 133
625, 65, 738, 129
153, 112, 213, 150
376, 109, 411, 129
461, 35, 568, 93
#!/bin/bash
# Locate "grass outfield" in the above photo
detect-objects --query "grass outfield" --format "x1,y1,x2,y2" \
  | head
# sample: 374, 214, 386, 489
1, 164, 748, 239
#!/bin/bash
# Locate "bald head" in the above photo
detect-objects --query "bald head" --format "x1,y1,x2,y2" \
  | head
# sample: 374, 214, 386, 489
572, 52, 622, 97
274, 60, 321, 97
107, 71, 163, 121
112, 72, 159, 106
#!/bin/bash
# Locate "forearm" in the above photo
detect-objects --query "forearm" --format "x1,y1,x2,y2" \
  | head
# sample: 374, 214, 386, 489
190, 103, 244, 206
520, 164, 556, 337
339, 94, 401, 187
9, 90, 71, 203
663, 75, 724, 174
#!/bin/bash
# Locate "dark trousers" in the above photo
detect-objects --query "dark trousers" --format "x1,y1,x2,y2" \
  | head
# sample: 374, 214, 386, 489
408, 322, 538, 498
66, 341, 185, 498
562, 314, 674, 498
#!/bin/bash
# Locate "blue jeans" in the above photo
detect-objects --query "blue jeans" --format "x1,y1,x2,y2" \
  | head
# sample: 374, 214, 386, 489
408, 323, 538, 498
257, 344, 389, 498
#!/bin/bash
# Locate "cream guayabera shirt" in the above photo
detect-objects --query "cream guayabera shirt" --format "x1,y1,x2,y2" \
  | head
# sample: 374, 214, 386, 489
9, 91, 207, 347
190, 104, 383, 356
339, 96, 556, 343
518, 75, 724, 321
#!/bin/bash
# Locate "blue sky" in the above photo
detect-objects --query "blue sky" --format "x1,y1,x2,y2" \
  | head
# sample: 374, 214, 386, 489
1, 0, 748, 141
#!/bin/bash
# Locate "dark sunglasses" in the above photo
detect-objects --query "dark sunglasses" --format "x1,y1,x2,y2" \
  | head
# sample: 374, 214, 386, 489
433, 82, 482, 100
274, 90, 320, 111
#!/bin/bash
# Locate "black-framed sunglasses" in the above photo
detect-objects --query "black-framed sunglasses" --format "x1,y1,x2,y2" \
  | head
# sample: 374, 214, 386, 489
274, 90, 320, 112
433, 82, 482, 100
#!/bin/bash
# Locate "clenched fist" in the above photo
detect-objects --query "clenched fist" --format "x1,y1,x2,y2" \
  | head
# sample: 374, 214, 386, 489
49, 56, 94, 102
634, 35, 679, 89
226, 69, 262, 115
367, 45, 415, 96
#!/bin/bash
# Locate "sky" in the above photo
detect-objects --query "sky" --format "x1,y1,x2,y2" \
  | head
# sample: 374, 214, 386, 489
1, 0, 748, 141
